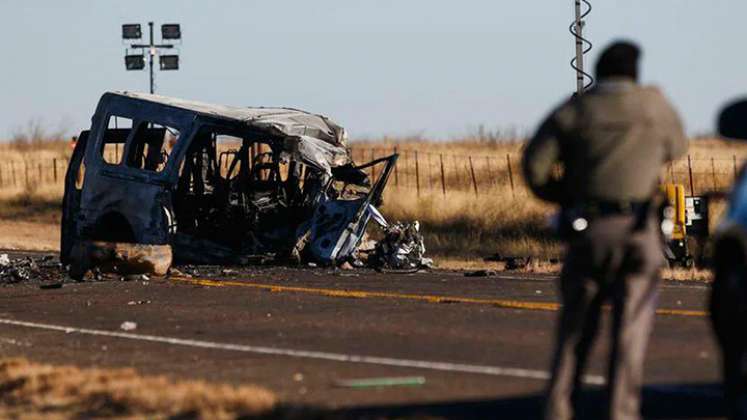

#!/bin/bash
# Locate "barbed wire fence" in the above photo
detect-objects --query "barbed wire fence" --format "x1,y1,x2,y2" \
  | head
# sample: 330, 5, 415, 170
352, 147, 743, 198
0, 146, 742, 198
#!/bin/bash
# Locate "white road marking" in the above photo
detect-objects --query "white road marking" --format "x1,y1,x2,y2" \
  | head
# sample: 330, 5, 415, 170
0, 317, 605, 385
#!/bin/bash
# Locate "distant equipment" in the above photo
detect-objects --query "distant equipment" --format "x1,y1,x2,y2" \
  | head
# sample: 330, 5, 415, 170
661, 183, 709, 268
570, 0, 593, 94
121, 21, 182, 93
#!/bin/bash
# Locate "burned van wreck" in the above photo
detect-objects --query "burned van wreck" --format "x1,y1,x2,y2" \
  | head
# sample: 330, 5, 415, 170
61, 91, 416, 278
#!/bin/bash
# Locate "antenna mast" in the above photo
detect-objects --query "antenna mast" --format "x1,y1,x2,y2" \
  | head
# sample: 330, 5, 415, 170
570, 0, 593, 94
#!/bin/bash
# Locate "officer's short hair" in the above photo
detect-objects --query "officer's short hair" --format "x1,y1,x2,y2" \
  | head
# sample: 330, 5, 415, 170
595, 41, 641, 81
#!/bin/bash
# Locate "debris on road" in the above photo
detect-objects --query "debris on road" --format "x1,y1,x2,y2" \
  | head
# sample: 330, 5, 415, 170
0, 255, 36, 284
120, 321, 138, 331
505, 257, 533, 270
0, 254, 63, 285
483, 255, 534, 271
127, 300, 151, 305
464, 269, 498, 277
339, 261, 354, 270
485, 253, 562, 270
368, 221, 433, 270
333, 376, 426, 388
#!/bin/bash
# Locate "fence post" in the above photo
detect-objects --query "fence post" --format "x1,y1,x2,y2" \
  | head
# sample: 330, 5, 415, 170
53, 158, 58, 182
506, 154, 515, 197
427, 154, 433, 189
687, 155, 694, 196
24, 161, 29, 187
11, 161, 16, 186
393, 146, 399, 186
38, 163, 42, 183
439, 153, 446, 195
711, 157, 717, 190
404, 150, 412, 188
452, 155, 460, 186
468, 156, 478, 196
415, 151, 420, 197
734, 155, 738, 180
370, 149, 377, 180
485, 156, 494, 187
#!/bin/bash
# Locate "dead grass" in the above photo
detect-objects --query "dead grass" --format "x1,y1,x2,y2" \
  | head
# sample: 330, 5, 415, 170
381, 188, 561, 259
662, 267, 713, 282
0, 184, 63, 224
0, 137, 742, 262
368, 137, 740, 260
0, 182, 63, 250
435, 256, 713, 282
433, 257, 562, 273
0, 357, 279, 419
0, 139, 72, 162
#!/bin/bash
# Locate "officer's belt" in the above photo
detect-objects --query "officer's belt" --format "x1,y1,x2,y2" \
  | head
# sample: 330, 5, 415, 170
580, 200, 649, 217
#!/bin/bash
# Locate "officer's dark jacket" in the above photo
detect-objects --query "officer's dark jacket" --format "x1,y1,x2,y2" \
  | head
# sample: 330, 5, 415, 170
523, 77, 687, 205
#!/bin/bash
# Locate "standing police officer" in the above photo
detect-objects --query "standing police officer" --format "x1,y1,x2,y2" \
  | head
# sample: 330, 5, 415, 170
522, 41, 687, 420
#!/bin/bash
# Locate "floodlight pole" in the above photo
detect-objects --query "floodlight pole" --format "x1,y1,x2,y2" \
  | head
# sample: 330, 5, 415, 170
128, 21, 176, 94
148, 22, 154, 94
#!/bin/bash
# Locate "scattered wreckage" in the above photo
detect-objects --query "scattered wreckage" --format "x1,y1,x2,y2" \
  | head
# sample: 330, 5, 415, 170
369, 221, 432, 270
61, 91, 429, 278
0, 253, 62, 285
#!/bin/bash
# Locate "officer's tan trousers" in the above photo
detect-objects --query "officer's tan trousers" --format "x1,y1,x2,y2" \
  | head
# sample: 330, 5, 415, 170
545, 214, 664, 420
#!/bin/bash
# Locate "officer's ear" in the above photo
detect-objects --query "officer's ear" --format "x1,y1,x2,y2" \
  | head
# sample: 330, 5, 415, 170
719, 98, 747, 140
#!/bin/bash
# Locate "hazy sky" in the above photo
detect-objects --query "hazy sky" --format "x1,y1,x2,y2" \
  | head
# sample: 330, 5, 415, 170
0, 1, 745, 140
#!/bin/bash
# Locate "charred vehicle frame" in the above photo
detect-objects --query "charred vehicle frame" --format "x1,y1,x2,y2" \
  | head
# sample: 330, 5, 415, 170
61, 92, 397, 277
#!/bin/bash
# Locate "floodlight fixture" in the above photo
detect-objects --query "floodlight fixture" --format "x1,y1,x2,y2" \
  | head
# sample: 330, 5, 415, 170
161, 24, 181, 40
121, 21, 181, 93
125, 54, 145, 70
159, 55, 179, 70
122, 24, 142, 39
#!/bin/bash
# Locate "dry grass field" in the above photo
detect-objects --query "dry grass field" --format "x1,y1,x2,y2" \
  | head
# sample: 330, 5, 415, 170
1, 136, 745, 269
358, 137, 747, 262
0, 358, 278, 419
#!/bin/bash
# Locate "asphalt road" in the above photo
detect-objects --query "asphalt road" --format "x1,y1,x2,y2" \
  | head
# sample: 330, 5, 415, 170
0, 252, 727, 419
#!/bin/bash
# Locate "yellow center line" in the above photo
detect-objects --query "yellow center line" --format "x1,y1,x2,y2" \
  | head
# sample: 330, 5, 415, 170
170, 277, 708, 318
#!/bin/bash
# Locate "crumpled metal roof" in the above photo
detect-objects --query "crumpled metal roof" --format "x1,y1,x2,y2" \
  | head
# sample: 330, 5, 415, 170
112, 91, 350, 173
